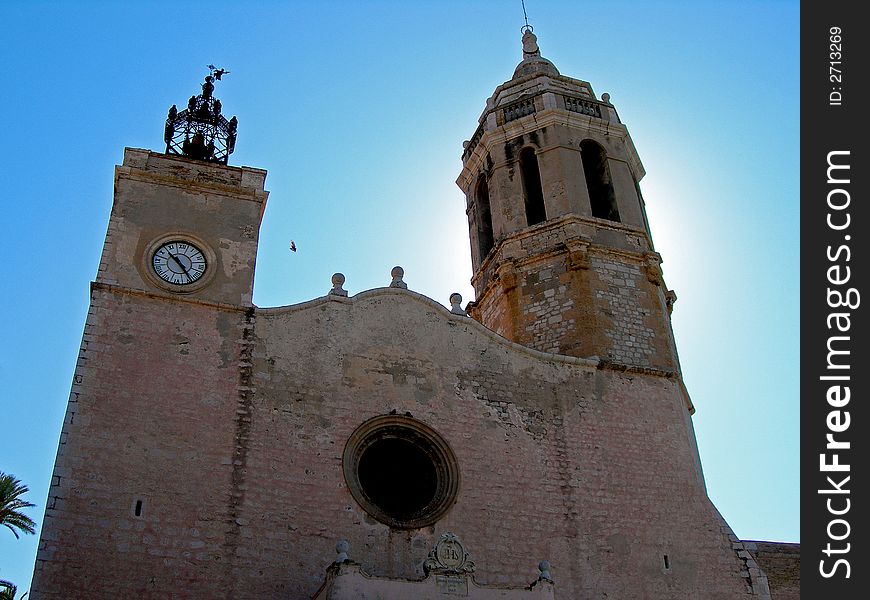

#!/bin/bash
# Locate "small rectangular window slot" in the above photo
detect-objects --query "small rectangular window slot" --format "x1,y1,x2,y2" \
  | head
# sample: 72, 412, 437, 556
132, 498, 145, 518
663, 554, 670, 570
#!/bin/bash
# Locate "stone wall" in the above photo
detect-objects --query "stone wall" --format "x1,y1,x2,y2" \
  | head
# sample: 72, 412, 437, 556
32, 286, 766, 599
232, 289, 755, 598
32, 288, 248, 598
744, 542, 800, 600
98, 148, 267, 307
469, 217, 678, 372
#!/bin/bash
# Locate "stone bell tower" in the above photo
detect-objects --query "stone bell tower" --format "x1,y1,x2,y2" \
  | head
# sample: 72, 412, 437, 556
459, 28, 678, 372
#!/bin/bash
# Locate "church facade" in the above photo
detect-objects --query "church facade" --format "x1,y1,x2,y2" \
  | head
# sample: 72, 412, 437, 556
30, 31, 797, 599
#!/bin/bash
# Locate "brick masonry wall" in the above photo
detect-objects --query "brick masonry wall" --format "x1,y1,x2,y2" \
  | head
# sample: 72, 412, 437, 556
472, 244, 677, 372
744, 542, 800, 600
32, 286, 763, 599
98, 149, 268, 308
233, 290, 757, 598
588, 255, 657, 365
31, 288, 248, 599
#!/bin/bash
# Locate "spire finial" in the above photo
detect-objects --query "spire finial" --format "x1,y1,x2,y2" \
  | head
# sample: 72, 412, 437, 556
521, 26, 540, 59
520, 1, 540, 59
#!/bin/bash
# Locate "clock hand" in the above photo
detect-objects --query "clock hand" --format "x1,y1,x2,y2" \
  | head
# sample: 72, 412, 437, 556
167, 251, 191, 277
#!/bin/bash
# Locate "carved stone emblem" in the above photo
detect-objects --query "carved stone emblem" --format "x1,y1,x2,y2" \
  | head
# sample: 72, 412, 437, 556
424, 532, 476, 575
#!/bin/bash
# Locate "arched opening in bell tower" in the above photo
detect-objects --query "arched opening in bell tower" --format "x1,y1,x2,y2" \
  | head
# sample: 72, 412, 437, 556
520, 147, 547, 226
475, 174, 495, 262
581, 140, 620, 222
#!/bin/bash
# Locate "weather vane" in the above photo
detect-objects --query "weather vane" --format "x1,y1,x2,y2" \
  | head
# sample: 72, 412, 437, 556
207, 64, 230, 81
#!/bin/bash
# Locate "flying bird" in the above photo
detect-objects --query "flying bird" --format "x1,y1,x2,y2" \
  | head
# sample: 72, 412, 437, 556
289, 240, 297, 252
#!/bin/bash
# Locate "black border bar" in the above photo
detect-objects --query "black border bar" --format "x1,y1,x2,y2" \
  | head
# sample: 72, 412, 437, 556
802, 2, 868, 596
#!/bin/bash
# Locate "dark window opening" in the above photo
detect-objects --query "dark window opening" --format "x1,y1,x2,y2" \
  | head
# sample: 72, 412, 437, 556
520, 147, 546, 226
134, 499, 143, 517
581, 140, 620, 222
663, 554, 670, 570
344, 415, 459, 529
475, 175, 494, 262
358, 437, 438, 521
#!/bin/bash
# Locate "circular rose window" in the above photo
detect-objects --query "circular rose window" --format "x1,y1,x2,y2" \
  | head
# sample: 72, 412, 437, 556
343, 415, 459, 529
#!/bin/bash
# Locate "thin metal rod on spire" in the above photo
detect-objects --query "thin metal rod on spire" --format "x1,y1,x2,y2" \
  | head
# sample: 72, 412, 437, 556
521, 0, 531, 30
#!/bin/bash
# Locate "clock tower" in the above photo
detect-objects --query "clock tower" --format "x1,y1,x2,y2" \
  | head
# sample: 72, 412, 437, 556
98, 74, 267, 306
31, 75, 269, 598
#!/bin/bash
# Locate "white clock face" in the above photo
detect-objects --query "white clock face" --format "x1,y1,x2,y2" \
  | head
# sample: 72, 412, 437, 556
151, 240, 207, 285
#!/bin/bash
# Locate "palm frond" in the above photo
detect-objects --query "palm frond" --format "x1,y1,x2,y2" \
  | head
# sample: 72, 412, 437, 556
0, 579, 17, 600
0, 472, 37, 539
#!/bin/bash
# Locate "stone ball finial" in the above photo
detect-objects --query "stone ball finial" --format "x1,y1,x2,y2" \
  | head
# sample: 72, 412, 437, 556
601, 92, 611, 104
330, 273, 348, 297
538, 560, 553, 581
335, 539, 350, 563
449, 293, 467, 316
390, 266, 408, 289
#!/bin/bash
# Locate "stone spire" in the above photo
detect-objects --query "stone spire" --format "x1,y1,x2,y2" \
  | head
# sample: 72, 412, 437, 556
521, 27, 540, 59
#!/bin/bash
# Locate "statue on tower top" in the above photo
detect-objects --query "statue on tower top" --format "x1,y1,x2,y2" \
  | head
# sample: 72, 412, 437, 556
164, 66, 237, 164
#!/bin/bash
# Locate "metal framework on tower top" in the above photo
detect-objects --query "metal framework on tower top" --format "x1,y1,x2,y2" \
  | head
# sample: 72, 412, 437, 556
164, 72, 237, 164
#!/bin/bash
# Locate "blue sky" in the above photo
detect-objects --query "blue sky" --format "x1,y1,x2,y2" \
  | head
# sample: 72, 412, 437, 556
0, 0, 799, 592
